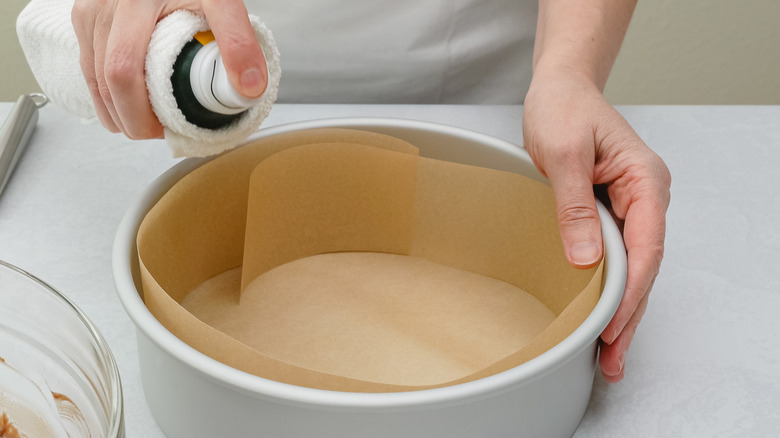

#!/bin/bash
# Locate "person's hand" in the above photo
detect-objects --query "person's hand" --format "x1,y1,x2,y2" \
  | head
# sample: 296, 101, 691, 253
71, 0, 268, 139
523, 71, 671, 382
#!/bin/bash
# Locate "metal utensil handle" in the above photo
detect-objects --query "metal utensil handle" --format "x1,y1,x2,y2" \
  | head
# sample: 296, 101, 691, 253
0, 93, 48, 197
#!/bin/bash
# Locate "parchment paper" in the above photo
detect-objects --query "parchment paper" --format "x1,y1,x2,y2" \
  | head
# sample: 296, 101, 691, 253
137, 128, 603, 392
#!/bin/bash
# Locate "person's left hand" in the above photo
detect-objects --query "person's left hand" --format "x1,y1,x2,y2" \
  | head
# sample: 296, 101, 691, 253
522, 71, 671, 382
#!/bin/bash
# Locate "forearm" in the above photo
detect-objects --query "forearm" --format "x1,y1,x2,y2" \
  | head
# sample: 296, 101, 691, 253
532, 0, 637, 91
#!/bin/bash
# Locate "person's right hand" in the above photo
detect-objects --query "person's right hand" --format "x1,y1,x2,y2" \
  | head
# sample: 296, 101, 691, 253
72, 0, 268, 139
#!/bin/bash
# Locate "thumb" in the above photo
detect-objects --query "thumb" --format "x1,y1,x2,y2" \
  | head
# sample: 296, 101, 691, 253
543, 146, 603, 268
203, 1, 268, 98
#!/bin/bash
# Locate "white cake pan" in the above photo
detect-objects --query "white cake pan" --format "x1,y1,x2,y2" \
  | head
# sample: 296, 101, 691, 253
112, 118, 626, 438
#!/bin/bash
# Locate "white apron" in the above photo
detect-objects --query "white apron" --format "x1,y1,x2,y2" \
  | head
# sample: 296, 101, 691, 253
246, 0, 537, 104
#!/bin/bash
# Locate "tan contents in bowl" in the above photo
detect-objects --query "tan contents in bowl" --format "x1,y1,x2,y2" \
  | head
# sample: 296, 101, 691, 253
0, 413, 21, 438
0, 358, 82, 438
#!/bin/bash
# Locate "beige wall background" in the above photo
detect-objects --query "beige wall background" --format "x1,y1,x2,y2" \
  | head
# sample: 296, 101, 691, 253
2, 0, 779, 104
605, 0, 780, 104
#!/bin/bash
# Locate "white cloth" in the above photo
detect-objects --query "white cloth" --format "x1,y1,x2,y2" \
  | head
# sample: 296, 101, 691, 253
145, 11, 280, 157
247, 0, 537, 104
16, 0, 93, 121
17, 0, 281, 158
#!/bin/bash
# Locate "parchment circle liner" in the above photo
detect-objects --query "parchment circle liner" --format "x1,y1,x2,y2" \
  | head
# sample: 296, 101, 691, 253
135, 127, 605, 392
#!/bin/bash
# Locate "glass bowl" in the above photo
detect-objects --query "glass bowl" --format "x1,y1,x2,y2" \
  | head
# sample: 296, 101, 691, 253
0, 260, 124, 437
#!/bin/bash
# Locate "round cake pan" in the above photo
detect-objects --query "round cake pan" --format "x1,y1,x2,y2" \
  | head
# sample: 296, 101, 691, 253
112, 118, 626, 438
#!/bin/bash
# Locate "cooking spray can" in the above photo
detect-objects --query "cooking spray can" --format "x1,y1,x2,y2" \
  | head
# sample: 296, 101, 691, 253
171, 31, 263, 129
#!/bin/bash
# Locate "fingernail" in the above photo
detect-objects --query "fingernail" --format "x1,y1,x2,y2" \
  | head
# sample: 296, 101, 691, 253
570, 241, 601, 266
601, 328, 617, 345
618, 351, 626, 373
240, 68, 264, 98
607, 328, 619, 344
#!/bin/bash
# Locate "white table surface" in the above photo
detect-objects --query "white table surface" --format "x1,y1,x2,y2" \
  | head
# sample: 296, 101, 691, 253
1, 103, 778, 437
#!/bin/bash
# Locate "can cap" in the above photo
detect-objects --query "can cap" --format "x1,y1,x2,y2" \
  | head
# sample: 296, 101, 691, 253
189, 41, 264, 115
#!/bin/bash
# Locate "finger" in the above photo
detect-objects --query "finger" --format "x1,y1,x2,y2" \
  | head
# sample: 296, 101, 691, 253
544, 144, 603, 268
601, 194, 666, 345
104, 0, 164, 139
72, 0, 119, 133
203, 0, 268, 98
91, 1, 126, 134
600, 292, 649, 382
